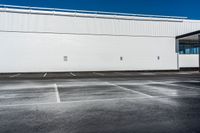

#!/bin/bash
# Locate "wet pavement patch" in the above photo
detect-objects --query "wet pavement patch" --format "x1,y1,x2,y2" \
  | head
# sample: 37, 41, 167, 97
0, 73, 199, 133
146, 83, 200, 96
173, 81, 200, 87
0, 87, 55, 105
58, 84, 145, 102
0, 96, 200, 133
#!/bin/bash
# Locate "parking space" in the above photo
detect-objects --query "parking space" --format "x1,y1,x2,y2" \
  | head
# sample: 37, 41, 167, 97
0, 72, 200, 133
94, 71, 140, 77
45, 73, 72, 78
0, 73, 19, 78
0, 74, 200, 106
0, 87, 55, 106
18, 73, 44, 79
0, 71, 200, 80
171, 81, 200, 88
71, 72, 95, 77
0, 73, 44, 79
58, 84, 145, 102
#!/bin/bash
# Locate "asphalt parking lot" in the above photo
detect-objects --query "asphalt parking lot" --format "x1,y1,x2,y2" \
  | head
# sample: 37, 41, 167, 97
0, 71, 200, 133
0, 71, 199, 80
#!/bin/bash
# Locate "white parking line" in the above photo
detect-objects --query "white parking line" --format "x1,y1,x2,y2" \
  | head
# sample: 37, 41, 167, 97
43, 73, 47, 78
106, 82, 153, 98
70, 72, 76, 77
9, 74, 21, 78
54, 84, 61, 103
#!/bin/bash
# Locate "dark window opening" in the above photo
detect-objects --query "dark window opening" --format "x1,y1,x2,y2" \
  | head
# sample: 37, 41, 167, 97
179, 43, 200, 54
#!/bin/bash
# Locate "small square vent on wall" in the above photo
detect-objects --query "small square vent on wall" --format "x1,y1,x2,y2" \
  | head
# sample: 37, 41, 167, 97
120, 56, 123, 61
64, 56, 68, 62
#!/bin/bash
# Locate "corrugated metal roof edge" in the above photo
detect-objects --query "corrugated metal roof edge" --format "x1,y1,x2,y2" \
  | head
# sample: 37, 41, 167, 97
0, 4, 188, 22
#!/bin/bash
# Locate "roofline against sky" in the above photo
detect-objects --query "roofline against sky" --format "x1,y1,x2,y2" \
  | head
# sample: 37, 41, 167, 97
0, 4, 188, 20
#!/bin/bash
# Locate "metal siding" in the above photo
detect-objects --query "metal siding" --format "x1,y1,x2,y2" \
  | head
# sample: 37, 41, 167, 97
0, 32, 177, 72
0, 11, 200, 36
0, 10, 200, 72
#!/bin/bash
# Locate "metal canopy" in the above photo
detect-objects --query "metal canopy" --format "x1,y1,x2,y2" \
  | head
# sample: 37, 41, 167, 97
176, 30, 200, 40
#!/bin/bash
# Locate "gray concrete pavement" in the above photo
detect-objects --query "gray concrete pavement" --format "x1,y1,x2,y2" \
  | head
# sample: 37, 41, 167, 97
0, 72, 200, 133
0, 71, 199, 80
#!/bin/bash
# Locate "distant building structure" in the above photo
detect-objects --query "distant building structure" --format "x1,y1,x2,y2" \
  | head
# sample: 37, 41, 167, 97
0, 5, 199, 73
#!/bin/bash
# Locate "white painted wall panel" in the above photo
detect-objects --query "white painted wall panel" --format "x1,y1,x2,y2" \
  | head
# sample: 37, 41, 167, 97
0, 10, 199, 72
179, 55, 199, 68
0, 32, 177, 72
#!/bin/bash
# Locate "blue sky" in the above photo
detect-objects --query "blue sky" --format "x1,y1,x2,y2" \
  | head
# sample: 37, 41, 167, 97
0, 0, 199, 19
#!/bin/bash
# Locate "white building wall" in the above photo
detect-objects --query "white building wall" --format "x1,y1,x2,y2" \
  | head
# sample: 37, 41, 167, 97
179, 55, 199, 68
0, 32, 177, 72
0, 9, 199, 72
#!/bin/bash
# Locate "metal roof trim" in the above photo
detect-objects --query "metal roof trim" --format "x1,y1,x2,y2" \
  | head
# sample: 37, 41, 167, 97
0, 4, 187, 22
